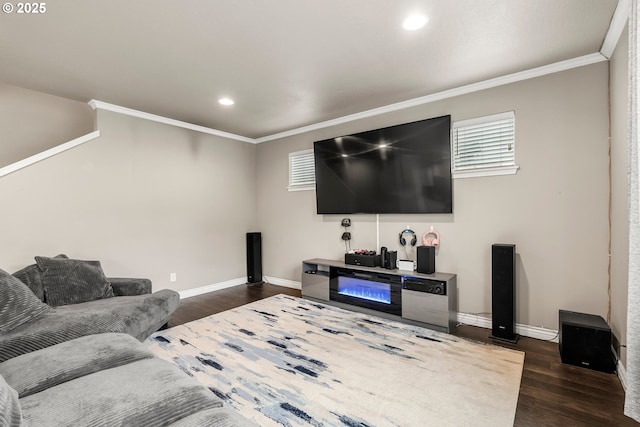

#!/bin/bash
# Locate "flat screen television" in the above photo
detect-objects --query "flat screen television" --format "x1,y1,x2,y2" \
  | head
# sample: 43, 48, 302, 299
314, 115, 452, 214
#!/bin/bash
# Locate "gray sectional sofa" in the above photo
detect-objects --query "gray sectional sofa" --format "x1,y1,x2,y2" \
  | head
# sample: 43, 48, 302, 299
0, 257, 256, 426
0, 333, 256, 426
0, 256, 180, 362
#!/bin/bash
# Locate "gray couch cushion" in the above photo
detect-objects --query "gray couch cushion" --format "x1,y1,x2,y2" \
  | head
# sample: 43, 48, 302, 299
170, 407, 258, 427
12, 254, 68, 301
0, 289, 180, 362
0, 333, 155, 398
35, 256, 114, 307
19, 358, 224, 427
0, 374, 23, 427
0, 269, 50, 334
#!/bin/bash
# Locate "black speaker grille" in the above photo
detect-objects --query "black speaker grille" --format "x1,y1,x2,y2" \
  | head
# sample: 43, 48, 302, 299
246, 232, 262, 283
491, 244, 516, 340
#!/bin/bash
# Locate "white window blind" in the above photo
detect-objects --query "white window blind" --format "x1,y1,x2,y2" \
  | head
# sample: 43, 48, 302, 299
452, 111, 519, 178
288, 149, 315, 191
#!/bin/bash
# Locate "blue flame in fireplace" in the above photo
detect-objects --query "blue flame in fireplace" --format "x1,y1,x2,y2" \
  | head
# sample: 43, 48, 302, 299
337, 276, 391, 304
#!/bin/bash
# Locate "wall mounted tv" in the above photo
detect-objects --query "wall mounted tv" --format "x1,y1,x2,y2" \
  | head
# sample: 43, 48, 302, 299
314, 115, 452, 214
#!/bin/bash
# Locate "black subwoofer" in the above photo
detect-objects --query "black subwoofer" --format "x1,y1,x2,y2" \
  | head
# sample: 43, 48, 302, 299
246, 232, 263, 284
490, 244, 519, 343
559, 310, 615, 373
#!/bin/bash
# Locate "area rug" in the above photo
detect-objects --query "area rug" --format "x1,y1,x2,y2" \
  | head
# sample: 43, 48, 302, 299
146, 295, 524, 426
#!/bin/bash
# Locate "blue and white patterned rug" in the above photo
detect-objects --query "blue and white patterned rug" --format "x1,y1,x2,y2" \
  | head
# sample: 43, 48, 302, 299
146, 295, 524, 427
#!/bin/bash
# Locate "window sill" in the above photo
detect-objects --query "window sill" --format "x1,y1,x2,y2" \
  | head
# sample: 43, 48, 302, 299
287, 185, 315, 192
453, 165, 519, 179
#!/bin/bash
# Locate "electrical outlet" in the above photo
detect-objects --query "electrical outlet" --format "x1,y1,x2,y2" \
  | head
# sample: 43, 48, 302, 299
170, 273, 177, 282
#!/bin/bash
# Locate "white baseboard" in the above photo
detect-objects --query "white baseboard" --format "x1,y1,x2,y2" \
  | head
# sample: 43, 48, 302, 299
179, 277, 248, 299
179, 276, 300, 299
457, 313, 559, 342
617, 359, 627, 391
264, 276, 302, 289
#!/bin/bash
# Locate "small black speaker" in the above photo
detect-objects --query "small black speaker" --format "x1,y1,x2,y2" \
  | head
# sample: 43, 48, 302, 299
416, 246, 435, 274
559, 310, 615, 373
490, 244, 519, 343
384, 250, 397, 270
246, 232, 262, 284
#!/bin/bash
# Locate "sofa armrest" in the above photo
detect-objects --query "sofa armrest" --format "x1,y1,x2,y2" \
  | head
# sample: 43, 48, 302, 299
108, 278, 152, 296
0, 333, 154, 398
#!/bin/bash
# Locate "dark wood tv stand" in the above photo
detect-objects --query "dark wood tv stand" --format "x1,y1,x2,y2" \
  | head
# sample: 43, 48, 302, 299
301, 258, 457, 333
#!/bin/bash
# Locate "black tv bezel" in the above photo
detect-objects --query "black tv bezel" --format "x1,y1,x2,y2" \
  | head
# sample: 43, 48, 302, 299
313, 115, 453, 215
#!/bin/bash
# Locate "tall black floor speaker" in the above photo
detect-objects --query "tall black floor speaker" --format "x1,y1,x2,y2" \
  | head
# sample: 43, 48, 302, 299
490, 244, 519, 343
246, 232, 263, 284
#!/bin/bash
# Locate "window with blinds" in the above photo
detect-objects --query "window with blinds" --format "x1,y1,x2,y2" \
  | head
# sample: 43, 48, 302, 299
452, 111, 519, 178
288, 149, 315, 191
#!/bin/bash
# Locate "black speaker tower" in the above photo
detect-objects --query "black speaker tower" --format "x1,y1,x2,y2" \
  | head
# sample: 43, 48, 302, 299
246, 232, 263, 284
490, 244, 519, 343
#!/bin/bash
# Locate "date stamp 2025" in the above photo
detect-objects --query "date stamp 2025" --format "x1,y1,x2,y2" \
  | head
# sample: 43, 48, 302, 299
3, 2, 47, 14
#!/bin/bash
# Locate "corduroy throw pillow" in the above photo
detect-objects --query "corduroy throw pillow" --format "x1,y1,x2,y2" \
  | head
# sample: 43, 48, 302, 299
35, 257, 114, 307
0, 268, 50, 333
12, 254, 68, 301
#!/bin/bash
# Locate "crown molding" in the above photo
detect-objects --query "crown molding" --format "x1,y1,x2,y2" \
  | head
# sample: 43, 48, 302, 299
0, 130, 101, 179
600, 0, 630, 59
89, 52, 608, 145
88, 100, 255, 144
255, 53, 607, 143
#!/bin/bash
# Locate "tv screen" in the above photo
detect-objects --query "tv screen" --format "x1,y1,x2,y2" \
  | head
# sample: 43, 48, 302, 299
314, 115, 452, 214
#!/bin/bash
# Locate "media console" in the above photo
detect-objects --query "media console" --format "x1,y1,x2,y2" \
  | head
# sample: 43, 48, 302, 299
301, 258, 457, 333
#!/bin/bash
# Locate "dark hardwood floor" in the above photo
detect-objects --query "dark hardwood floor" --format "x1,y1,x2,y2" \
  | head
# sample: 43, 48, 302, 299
167, 282, 301, 328
168, 283, 637, 427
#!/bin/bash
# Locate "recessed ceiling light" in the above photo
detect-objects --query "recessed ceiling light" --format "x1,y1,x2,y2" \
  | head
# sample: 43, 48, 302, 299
218, 97, 234, 106
402, 14, 428, 31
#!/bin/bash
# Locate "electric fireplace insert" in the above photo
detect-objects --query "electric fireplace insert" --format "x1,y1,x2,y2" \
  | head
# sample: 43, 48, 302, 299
329, 267, 401, 316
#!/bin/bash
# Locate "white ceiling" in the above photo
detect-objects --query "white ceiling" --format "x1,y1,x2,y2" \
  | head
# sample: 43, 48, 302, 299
0, 0, 622, 140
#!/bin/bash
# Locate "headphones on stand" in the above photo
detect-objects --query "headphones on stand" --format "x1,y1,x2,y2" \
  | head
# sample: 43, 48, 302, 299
399, 229, 417, 247
422, 226, 440, 247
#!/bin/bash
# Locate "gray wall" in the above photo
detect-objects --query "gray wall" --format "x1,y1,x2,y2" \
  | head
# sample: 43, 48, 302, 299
610, 24, 629, 367
0, 108, 257, 292
0, 84, 94, 168
0, 60, 622, 334
256, 62, 611, 330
